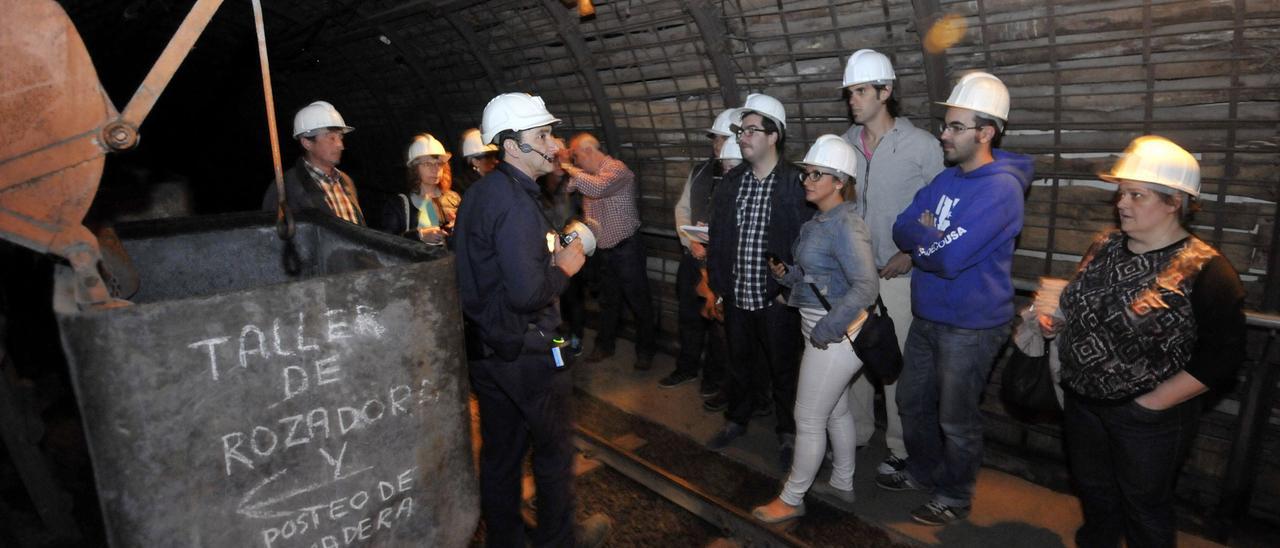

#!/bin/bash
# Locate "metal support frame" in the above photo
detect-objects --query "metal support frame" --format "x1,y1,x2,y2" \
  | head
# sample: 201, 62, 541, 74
573, 426, 809, 547
686, 0, 741, 108
440, 13, 504, 94
363, 19, 453, 138
1, 0, 226, 309
316, 5, 504, 97
111, 0, 226, 148
538, 0, 621, 157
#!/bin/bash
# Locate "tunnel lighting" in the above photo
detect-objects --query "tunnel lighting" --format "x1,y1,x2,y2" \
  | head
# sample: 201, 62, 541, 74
924, 14, 966, 54
378, 34, 392, 45
578, 0, 595, 18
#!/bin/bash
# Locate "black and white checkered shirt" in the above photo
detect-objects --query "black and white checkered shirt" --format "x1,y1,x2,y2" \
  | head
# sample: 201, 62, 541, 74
733, 168, 775, 310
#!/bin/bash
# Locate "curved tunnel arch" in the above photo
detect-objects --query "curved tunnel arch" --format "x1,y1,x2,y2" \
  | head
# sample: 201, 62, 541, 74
52, 0, 1280, 303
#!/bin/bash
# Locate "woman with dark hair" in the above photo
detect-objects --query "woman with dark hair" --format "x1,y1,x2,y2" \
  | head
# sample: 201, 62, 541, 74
379, 133, 461, 246
751, 135, 878, 523
1042, 136, 1245, 548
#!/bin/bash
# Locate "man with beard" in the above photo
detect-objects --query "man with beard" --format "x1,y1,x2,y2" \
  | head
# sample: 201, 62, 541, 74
881, 73, 1034, 527
453, 93, 610, 547
705, 94, 812, 470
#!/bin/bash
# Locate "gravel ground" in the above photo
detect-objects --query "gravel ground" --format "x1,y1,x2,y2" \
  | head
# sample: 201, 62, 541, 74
573, 390, 907, 548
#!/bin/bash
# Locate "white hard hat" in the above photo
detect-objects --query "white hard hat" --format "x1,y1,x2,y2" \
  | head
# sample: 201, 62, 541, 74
460, 128, 498, 158
799, 135, 858, 180
1099, 136, 1200, 197
730, 93, 787, 129
937, 72, 1010, 122
406, 133, 451, 166
718, 138, 743, 161
481, 93, 562, 145
293, 101, 353, 138
841, 49, 896, 88
708, 109, 735, 137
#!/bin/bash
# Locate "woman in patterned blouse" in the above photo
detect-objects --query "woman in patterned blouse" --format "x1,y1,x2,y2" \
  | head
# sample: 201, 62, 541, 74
1041, 136, 1245, 548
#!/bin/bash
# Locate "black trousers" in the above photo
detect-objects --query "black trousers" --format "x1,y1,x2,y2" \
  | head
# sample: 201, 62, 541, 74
675, 251, 725, 388
593, 234, 655, 357
469, 354, 575, 547
1064, 393, 1200, 548
560, 271, 586, 340
723, 302, 801, 435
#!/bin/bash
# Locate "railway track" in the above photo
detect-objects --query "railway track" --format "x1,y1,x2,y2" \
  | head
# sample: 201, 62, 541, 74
573, 425, 810, 548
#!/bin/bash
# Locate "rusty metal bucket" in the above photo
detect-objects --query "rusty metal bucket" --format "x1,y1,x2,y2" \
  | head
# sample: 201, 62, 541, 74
52, 211, 478, 547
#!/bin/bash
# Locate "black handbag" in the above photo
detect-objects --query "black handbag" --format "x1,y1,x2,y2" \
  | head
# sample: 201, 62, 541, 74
808, 285, 904, 384
1000, 346, 1062, 420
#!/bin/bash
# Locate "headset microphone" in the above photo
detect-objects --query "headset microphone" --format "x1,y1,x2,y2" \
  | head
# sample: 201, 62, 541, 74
518, 142, 556, 164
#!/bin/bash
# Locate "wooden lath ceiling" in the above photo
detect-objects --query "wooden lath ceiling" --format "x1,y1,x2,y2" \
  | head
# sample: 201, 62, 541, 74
53, 0, 1280, 306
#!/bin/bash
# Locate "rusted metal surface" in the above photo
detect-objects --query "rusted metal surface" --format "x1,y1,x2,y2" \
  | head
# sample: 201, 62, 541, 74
115, 0, 226, 136
0, 0, 118, 308
0, 0, 225, 309
251, 0, 292, 241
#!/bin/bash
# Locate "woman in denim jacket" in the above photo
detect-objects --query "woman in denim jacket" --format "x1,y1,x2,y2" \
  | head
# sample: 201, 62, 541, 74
753, 135, 879, 522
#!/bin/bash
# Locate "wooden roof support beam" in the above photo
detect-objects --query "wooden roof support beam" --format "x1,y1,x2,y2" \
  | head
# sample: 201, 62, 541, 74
538, 0, 621, 157
367, 22, 452, 140
294, 4, 502, 96
910, 0, 951, 120
440, 13, 503, 95
686, 0, 741, 108
364, 1, 504, 96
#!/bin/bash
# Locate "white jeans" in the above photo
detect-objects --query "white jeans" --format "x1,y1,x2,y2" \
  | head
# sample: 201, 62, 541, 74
847, 275, 910, 458
781, 308, 863, 505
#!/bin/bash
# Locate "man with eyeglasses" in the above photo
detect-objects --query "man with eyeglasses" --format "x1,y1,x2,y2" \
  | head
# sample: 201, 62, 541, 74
838, 49, 945, 480
880, 72, 1034, 526
263, 101, 365, 225
705, 94, 813, 470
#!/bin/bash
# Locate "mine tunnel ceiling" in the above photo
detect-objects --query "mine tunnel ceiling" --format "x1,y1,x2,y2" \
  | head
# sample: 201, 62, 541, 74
48, 0, 1280, 307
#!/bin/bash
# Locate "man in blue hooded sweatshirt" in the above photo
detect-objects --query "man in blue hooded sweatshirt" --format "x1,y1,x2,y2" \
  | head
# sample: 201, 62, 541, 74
879, 72, 1034, 526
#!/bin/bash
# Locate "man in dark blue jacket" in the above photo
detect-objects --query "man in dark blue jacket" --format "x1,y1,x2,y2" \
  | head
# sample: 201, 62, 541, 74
453, 93, 609, 547
881, 73, 1034, 527
705, 94, 813, 469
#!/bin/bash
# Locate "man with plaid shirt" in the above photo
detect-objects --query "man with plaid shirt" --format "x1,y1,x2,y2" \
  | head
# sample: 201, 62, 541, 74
262, 101, 365, 226
564, 133, 656, 371
706, 94, 813, 468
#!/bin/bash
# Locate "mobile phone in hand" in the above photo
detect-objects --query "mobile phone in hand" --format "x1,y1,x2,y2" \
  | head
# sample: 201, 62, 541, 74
764, 252, 787, 273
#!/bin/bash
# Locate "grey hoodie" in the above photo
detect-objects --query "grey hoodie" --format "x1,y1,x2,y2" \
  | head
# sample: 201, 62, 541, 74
841, 117, 945, 270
